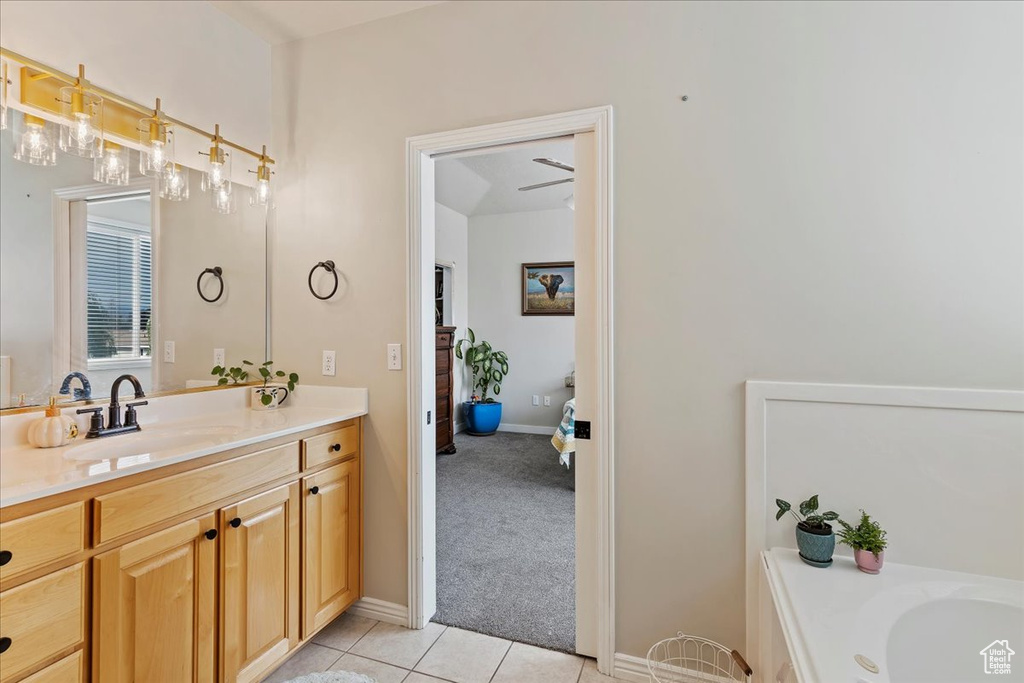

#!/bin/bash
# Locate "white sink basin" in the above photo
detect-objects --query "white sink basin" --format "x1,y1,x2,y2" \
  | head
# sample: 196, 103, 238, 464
64, 426, 242, 462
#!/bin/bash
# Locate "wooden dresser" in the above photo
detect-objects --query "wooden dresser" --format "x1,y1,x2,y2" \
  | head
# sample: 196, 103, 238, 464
435, 326, 457, 454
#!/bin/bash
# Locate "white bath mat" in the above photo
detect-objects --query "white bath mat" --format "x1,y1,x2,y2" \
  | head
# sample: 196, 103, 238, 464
283, 672, 375, 683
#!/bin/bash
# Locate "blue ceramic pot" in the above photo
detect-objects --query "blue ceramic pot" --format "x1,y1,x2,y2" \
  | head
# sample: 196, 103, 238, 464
464, 401, 502, 435
795, 522, 835, 567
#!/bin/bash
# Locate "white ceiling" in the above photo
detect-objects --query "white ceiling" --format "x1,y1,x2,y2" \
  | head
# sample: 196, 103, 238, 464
436, 139, 575, 217
208, 0, 445, 44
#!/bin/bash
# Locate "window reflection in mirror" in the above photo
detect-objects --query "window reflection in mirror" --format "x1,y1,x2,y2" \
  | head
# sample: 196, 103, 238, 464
0, 130, 268, 409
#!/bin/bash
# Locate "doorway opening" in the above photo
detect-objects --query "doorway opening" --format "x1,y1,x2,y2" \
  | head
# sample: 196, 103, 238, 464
432, 137, 578, 651
405, 106, 614, 672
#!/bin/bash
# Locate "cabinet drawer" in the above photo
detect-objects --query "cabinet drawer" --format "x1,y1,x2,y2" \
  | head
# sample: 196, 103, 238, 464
303, 424, 358, 470
436, 330, 454, 349
0, 503, 85, 582
19, 650, 83, 683
0, 564, 85, 683
93, 442, 299, 545
435, 349, 451, 374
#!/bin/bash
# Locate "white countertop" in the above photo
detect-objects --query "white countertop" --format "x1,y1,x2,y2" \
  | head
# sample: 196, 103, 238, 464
0, 386, 367, 508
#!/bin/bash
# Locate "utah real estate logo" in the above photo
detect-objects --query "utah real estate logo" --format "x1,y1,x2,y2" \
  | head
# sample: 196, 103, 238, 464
980, 640, 1015, 675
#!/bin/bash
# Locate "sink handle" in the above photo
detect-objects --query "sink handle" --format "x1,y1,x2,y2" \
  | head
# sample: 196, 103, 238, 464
76, 407, 105, 437
125, 401, 148, 428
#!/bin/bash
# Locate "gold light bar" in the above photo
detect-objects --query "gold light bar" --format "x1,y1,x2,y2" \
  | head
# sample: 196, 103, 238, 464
0, 46, 274, 165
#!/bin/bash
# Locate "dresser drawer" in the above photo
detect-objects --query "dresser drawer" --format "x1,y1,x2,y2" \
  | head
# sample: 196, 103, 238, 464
93, 443, 299, 545
19, 650, 83, 683
435, 348, 451, 374
0, 564, 85, 683
0, 503, 85, 582
435, 330, 454, 349
303, 423, 359, 470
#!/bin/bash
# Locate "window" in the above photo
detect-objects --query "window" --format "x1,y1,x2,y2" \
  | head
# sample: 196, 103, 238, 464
85, 219, 152, 367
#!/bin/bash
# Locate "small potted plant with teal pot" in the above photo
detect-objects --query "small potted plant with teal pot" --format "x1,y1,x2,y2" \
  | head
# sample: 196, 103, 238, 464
837, 510, 888, 574
776, 495, 839, 568
454, 328, 508, 436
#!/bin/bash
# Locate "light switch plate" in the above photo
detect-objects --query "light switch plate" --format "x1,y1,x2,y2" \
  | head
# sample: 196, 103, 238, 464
532, 395, 540, 406
213, 348, 225, 367
544, 396, 551, 407
387, 344, 402, 371
164, 341, 175, 363
322, 350, 336, 376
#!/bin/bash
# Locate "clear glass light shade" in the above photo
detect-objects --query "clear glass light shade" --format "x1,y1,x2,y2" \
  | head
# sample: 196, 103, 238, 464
138, 117, 173, 178
0, 63, 9, 131
160, 164, 190, 201
249, 165, 273, 208
211, 181, 235, 214
201, 146, 230, 192
12, 114, 57, 166
59, 86, 103, 158
93, 142, 130, 185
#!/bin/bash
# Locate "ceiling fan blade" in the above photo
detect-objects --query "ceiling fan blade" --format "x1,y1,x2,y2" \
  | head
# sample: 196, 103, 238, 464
518, 178, 575, 192
533, 157, 575, 172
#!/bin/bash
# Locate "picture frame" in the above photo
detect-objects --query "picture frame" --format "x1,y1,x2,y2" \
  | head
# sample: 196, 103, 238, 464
522, 261, 575, 316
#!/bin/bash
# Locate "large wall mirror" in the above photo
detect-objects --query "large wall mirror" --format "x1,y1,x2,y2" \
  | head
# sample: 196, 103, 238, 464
0, 132, 268, 409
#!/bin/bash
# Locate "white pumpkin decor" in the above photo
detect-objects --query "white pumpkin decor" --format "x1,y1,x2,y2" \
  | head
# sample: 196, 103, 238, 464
28, 398, 80, 448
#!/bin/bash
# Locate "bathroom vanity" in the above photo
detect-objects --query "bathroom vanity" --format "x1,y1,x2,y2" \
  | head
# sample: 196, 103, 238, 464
0, 386, 367, 683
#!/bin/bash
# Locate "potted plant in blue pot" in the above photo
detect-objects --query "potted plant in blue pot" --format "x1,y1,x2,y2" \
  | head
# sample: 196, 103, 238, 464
454, 328, 508, 436
776, 494, 839, 568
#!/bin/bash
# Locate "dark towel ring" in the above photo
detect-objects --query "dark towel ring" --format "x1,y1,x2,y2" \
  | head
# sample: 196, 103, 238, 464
308, 260, 339, 300
197, 266, 224, 303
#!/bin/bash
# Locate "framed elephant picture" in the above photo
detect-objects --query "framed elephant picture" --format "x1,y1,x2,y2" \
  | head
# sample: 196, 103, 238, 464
522, 261, 575, 315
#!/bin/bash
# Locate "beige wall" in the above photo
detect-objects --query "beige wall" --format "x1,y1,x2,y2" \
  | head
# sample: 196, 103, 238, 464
270, 1, 1024, 655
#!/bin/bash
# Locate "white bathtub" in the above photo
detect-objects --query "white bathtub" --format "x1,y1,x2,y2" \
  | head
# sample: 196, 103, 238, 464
762, 548, 1024, 683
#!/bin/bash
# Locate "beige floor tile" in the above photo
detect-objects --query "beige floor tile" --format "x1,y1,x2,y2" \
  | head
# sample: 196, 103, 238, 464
349, 621, 446, 669
261, 642, 343, 683
329, 653, 409, 683
414, 627, 512, 683
578, 657, 632, 683
490, 642, 584, 683
403, 674, 451, 683
313, 612, 379, 651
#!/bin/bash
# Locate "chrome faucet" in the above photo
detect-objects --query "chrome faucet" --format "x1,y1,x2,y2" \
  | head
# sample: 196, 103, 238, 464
59, 372, 92, 401
76, 374, 148, 438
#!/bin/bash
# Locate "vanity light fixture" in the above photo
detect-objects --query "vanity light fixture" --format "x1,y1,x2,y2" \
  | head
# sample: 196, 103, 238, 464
200, 123, 231, 192
249, 145, 274, 208
138, 98, 173, 178
12, 113, 57, 166
160, 163, 190, 201
0, 61, 9, 131
93, 141, 130, 185
58, 64, 103, 158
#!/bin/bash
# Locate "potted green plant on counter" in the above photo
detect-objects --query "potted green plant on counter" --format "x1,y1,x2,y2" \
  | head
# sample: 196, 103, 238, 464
776, 494, 839, 568
454, 328, 508, 435
212, 360, 298, 410
837, 510, 888, 574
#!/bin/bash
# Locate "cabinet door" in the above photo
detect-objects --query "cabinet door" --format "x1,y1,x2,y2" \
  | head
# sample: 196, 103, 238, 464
221, 483, 300, 683
303, 459, 361, 637
92, 514, 217, 683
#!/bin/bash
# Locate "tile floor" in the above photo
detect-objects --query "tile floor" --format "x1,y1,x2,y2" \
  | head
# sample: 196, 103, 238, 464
262, 612, 632, 683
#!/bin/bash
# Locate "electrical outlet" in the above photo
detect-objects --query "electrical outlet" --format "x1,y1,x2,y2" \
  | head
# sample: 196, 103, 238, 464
213, 348, 225, 367
387, 344, 402, 371
544, 396, 551, 407
322, 350, 336, 376
532, 395, 540, 406
163, 341, 175, 363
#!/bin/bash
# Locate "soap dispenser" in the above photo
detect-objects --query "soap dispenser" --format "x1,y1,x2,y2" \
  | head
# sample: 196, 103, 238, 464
28, 397, 80, 448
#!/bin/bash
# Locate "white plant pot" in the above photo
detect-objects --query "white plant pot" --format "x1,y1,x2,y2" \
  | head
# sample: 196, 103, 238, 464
251, 386, 289, 411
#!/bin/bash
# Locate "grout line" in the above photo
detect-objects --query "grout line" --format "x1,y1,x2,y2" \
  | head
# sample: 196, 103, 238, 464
407, 624, 448, 673
346, 619, 384, 653
487, 640, 515, 683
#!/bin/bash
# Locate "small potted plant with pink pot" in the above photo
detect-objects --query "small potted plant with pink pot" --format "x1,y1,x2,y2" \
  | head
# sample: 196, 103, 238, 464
837, 510, 888, 574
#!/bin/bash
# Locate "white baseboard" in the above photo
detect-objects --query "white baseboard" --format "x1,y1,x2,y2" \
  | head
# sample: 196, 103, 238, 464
348, 597, 408, 626
454, 420, 466, 435
497, 423, 554, 436
614, 651, 736, 683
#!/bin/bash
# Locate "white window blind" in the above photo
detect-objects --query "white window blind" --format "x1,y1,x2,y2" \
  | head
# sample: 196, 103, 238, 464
86, 221, 152, 365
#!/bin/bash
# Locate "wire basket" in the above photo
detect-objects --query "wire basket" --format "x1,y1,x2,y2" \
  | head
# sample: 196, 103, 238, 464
646, 632, 753, 683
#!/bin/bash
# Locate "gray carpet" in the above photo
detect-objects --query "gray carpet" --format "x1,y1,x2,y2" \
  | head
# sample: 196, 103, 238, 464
433, 431, 576, 653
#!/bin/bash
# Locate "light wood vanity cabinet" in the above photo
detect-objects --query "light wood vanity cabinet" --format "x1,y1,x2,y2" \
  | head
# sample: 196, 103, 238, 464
0, 417, 363, 683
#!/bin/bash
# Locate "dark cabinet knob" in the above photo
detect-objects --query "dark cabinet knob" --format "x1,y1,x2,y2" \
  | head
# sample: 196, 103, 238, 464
309, 486, 320, 495
205, 529, 218, 540
229, 517, 241, 528
0, 550, 11, 566
331, 443, 341, 452
0, 637, 10, 654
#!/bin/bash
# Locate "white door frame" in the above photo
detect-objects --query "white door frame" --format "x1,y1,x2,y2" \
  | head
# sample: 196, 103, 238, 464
405, 106, 615, 671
